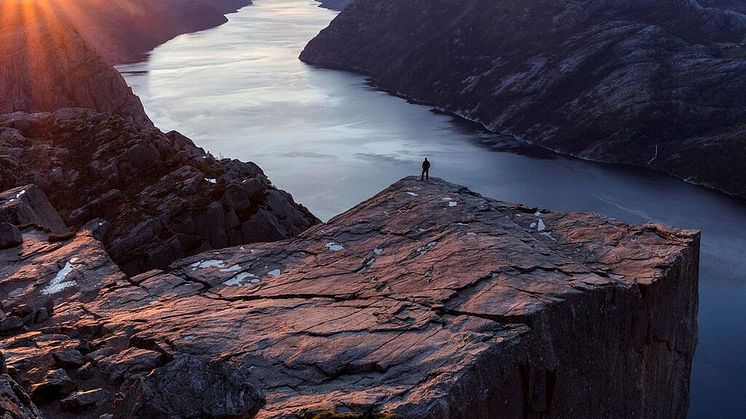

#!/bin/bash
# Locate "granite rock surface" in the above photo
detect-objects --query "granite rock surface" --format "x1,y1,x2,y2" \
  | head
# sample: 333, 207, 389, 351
0, 177, 699, 418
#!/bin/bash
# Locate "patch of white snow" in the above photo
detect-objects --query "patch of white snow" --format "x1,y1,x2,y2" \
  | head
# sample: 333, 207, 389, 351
42, 262, 77, 295
190, 259, 225, 270
220, 264, 242, 273
223, 272, 259, 286
326, 242, 344, 252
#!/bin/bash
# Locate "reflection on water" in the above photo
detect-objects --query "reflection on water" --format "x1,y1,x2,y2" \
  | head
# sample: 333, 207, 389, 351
118, 0, 746, 417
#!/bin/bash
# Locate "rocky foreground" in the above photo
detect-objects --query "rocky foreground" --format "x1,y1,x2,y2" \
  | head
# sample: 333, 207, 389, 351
0, 177, 699, 418
0, 3, 151, 127
0, 109, 318, 275
301, 0, 746, 198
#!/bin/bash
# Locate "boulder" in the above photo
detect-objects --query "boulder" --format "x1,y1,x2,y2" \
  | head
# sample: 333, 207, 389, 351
51, 349, 85, 369
0, 317, 23, 334
29, 369, 76, 401
0, 186, 67, 234
0, 223, 21, 249
97, 348, 164, 386
60, 389, 110, 412
114, 355, 265, 419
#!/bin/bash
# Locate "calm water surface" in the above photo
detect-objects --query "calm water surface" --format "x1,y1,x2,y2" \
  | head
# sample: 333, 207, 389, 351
118, 1, 746, 416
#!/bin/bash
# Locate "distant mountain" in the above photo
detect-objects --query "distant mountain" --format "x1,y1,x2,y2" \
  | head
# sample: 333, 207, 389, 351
0, 2, 151, 127
34, 0, 253, 64
316, 0, 353, 11
301, 0, 746, 198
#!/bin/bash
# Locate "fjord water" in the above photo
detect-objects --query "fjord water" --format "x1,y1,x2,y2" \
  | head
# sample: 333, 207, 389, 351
118, 0, 746, 416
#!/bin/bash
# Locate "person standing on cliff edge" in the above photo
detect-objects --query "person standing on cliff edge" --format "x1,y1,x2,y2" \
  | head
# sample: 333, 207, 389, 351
421, 158, 431, 181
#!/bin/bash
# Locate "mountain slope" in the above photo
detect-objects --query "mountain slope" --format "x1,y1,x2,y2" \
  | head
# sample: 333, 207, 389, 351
0, 109, 318, 275
44, 0, 253, 64
0, 2, 151, 127
301, 0, 746, 198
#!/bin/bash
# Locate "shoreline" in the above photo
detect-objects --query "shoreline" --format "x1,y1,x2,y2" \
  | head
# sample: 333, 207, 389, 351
302, 59, 746, 205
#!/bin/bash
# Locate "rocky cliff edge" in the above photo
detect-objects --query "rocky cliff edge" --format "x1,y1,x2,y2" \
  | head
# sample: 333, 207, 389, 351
0, 177, 699, 418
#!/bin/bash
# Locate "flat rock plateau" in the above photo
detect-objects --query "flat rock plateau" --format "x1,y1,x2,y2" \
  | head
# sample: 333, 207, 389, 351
300, 0, 746, 199
0, 177, 699, 418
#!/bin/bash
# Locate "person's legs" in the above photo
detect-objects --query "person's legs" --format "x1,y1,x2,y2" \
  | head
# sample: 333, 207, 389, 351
421, 169, 425, 181
425, 169, 429, 181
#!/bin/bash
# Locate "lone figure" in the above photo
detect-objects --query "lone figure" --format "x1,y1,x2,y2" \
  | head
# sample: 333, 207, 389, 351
421, 158, 431, 181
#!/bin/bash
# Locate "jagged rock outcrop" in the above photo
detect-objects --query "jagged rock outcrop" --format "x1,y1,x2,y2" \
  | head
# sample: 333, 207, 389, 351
0, 374, 43, 419
301, 0, 746, 198
0, 185, 68, 235
0, 2, 151, 127
0, 177, 699, 418
0, 109, 318, 275
114, 355, 265, 419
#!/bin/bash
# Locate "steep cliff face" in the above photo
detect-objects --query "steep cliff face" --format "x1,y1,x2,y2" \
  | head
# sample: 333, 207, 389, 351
0, 3, 152, 127
0, 178, 699, 418
0, 110, 318, 275
301, 0, 746, 198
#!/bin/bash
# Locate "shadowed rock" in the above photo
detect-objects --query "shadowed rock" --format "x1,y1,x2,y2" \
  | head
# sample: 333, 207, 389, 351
0, 223, 22, 250
29, 369, 76, 402
60, 388, 111, 412
0, 186, 67, 235
0, 374, 43, 419
114, 355, 265, 419
51, 349, 85, 369
301, 0, 746, 198
315, 0, 353, 11
0, 110, 319, 275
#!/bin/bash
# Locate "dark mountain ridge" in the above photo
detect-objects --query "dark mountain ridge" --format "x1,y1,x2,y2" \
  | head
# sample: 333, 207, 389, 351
301, 0, 746, 198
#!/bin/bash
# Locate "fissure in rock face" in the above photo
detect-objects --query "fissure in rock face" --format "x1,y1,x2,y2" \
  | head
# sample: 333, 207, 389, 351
0, 177, 699, 418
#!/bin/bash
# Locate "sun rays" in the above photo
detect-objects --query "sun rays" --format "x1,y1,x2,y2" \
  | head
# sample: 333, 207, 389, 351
0, 0, 140, 111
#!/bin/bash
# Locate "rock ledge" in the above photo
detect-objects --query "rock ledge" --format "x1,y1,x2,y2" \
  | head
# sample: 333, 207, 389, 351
1, 178, 699, 418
